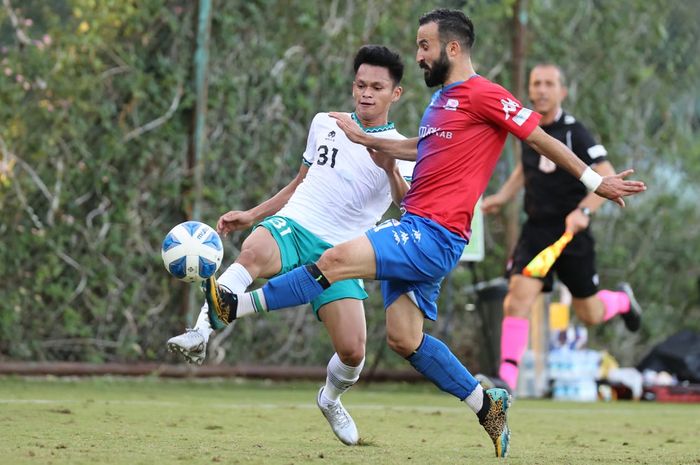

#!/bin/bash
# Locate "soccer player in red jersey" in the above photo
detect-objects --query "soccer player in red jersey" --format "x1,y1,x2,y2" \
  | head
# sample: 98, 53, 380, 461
203, 9, 646, 457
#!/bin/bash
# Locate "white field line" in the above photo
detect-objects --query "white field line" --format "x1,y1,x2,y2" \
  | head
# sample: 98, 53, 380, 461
0, 398, 669, 415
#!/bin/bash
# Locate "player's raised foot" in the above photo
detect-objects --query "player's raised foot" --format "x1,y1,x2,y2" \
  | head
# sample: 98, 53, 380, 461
167, 328, 207, 365
479, 388, 511, 458
316, 387, 359, 446
617, 282, 642, 332
202, 276, 238, 330
475, 374, 513, 395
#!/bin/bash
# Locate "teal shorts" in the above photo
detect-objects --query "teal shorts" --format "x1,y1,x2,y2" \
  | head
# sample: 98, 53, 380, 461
256, 216, 367, 319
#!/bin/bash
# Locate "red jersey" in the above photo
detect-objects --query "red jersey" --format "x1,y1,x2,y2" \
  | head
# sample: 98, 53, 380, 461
402, 75, 541, 239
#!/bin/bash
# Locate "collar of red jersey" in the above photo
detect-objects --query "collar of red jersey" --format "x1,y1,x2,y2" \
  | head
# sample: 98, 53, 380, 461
439, 73, 480, 92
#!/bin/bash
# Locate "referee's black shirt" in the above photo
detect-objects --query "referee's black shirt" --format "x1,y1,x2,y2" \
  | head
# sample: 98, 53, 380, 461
521, 110, 608, 224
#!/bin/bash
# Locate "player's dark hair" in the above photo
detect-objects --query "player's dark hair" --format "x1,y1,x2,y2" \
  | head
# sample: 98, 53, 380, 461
532, 62, 567, 86
419, 8, 475, 51
353, 45, 404, 86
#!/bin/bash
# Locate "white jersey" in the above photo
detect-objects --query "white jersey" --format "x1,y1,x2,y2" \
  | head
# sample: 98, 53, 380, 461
277, 112, 414, 245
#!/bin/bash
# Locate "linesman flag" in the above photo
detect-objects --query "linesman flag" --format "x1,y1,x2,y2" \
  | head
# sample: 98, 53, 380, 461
522, 231, 574, 278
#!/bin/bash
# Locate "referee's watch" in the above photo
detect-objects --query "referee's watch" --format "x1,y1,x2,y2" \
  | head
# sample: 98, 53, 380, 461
579, 207, 592, 217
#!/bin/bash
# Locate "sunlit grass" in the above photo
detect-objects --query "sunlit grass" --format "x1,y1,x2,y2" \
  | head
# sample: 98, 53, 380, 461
0, 377, 698, 464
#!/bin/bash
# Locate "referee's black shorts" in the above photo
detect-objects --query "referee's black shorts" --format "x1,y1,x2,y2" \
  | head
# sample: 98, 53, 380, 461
506, 220, 599, 298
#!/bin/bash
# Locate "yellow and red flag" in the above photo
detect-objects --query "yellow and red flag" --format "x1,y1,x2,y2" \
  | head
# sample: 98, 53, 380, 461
522, 231, 574, 278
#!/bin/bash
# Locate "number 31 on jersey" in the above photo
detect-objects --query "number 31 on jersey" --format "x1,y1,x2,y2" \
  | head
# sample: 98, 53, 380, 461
317, 145, 338, 168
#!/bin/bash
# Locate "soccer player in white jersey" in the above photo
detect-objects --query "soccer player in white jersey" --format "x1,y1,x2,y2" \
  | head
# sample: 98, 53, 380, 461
167, 45, 414, 446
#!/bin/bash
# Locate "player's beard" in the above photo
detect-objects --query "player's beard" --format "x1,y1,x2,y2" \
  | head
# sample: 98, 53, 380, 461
421, 47, 450, 88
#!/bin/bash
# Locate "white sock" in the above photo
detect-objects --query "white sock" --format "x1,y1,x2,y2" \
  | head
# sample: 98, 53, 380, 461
218, 262, 254, 293
194, 263, 253, 339
464, 384, 485, 414
321, 353, 365, 405
235, 289, 267, 318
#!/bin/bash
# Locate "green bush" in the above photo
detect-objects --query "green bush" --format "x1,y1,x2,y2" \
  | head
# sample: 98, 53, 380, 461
0, 0, 697, 366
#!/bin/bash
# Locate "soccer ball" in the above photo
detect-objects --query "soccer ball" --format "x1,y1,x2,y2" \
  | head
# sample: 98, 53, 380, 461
161, 221, 223, 282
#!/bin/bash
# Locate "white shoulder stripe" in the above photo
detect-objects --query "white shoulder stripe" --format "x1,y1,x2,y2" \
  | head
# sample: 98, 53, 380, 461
588, 144, 607, 159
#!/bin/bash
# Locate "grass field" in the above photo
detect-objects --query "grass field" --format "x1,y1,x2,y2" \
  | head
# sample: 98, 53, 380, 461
0, 377, 698, 465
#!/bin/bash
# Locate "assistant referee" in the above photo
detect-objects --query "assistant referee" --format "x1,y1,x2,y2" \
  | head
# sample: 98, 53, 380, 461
480, 63, 642, 392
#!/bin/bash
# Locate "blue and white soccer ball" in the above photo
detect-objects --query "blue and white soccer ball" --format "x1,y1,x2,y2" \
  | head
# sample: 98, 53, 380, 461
161, 221, 224, 282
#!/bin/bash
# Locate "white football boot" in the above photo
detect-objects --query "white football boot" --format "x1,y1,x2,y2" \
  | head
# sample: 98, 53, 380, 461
167, 328, 207, 365
316, 387, 359, 446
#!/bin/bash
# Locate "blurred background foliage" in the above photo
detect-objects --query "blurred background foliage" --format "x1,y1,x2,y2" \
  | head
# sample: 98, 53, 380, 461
0, 0, 698, 368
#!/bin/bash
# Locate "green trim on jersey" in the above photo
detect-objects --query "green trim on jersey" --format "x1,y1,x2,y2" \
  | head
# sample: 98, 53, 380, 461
351, 112, 395, 133
256, 216, 367, 319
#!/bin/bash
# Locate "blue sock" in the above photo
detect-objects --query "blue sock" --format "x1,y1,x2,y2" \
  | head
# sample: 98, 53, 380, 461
407, 333, 478, 401
262, 266, 326, 310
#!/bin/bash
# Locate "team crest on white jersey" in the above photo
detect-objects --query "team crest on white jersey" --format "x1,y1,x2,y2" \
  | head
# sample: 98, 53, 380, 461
325, 130, 336, 141
501, 98, 519, 120
444, 98, 459, 111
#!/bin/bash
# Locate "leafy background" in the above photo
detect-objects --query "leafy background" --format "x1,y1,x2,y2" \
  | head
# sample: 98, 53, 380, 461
0, 0, 698, 370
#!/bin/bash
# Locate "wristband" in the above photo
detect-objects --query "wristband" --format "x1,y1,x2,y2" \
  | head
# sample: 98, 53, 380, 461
579, 166, 602, 192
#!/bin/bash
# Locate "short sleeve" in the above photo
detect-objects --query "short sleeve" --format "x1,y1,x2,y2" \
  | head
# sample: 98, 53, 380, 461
302, 114, 321, 166
571, 123, 608, 166
472, 82, 541, 140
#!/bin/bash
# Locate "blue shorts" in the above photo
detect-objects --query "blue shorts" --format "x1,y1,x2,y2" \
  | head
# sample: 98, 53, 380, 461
365, 214, 467, 320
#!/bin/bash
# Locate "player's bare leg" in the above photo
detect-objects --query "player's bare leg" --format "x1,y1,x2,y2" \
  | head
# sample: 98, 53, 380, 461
315, 235, 378, 282
316, 299, 366, 445
384, 294, 425, 358
168, 228, 281, 363
571, 296, 605, 324
573, 282, 642, 330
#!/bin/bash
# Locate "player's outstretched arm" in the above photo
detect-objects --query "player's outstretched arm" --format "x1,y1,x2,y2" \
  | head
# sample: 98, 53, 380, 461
329, 112, 419, 160
525, 127, 646, 206
217, 164, 309, 236
368, 148, 410, 206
